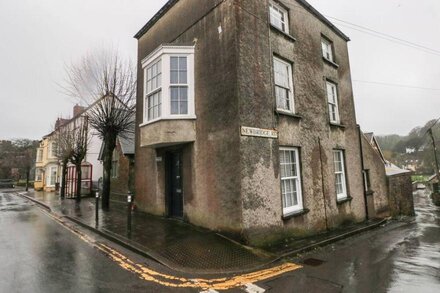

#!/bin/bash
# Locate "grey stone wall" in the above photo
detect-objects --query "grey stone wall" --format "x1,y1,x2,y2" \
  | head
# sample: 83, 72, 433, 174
361, 135, 390, 218
387, 173, 415, 217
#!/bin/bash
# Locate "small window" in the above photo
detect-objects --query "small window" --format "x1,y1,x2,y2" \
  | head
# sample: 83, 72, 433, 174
49, 142, 57, 158
269, 2, 289, 34
326, 81, 340, 124
363, 169, 371, 192
111, 149, 119, 178
321, 38, 334, 62
333, 150, 348, 200
280, 147, 303, 214
274, 56, 295, 113
170, 56, 188, 115
36, 149, 43, 162
35, 169, 43, 181
145, 59, 162, 121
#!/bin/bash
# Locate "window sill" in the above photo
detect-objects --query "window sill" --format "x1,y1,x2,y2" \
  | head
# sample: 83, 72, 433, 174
282, 208, 310, 220
337, 195, 353, 205
275, 110, 303, 120
270, 25, 296, 42
139, 115, 197, 127
366, 190, 375, 196
329, 122, 346, 129
323, 57, 339, 69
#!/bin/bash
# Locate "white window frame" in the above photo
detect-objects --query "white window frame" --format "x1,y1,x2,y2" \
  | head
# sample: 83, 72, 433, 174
326, 81, 340, 124
333, 150, 348, 200
273, 56, 295, 114
49, 142, 57, 158
141, 45, 196, 126
269, 1, 290, 34
321, 38, 334, 62
36, 148, 43, 162
145, 59, 162, 122
35, 169, 43, 181
279, 147, 303, 215
47, 166, 57, 187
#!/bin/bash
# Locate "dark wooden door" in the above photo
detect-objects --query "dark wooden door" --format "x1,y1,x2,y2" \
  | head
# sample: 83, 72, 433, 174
166, 151, 183, 218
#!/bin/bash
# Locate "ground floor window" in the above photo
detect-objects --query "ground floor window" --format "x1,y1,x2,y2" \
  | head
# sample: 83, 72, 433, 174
47, 166, 57, 187
35, 169, 43, 181
333, 150, 348, 200
279, 147, 303, 215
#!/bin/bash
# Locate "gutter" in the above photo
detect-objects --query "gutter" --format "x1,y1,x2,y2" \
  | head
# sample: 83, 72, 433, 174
357, 125, 369, 220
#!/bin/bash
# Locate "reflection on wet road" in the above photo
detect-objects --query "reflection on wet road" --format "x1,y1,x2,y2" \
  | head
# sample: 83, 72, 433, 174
266, 190, 439, 293
0, 191, 190, 292
387, 190, 440, 292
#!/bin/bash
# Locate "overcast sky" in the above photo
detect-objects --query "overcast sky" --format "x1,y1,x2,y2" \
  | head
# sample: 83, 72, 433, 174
0, 0, 439, 140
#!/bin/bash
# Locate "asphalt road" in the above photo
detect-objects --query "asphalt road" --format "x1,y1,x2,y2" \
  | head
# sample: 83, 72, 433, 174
0, 191, 193, 293
1, 189, 439, 293
258, 189, 440, 293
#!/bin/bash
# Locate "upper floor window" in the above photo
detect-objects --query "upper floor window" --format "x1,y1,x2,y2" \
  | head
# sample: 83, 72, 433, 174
36, 148, 43, 162
269, 1, 289, 34
141, 45, 195, 125
146, 60, 162, 121
326, 81, 340, 124
49, 142, 57, 158
280, 147, 303, 215
170, 57, 188, 115
274, 56, 295, 113
333, 150, 348, 200
321, 38, 334, 62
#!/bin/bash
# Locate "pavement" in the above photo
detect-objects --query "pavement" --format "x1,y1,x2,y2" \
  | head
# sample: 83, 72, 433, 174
16, 189, 389, 275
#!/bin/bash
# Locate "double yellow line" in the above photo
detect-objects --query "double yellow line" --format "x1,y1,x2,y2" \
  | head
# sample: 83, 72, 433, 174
42, 209, 302, 291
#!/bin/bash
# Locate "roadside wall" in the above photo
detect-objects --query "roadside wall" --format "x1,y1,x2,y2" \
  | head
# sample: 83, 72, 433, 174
387, 173, 415, 217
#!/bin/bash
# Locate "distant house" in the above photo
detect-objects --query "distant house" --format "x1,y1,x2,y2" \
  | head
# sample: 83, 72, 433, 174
34, 104, 104, 195
362, 132, 415, 217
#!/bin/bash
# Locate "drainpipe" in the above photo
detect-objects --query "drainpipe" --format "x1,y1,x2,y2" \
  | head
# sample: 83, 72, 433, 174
318, 137, 329, 231
357, 125, 369, 220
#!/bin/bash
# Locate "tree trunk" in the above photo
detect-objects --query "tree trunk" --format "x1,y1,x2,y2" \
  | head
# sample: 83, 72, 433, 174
60, 160, 68, 199
102, 134, 117, 209
25, 169, 30, 192
75, 163, 82, 203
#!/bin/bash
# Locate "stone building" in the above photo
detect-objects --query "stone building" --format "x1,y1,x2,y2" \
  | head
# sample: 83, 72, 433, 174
134, 0, 393, 245
99, 132, 135, 203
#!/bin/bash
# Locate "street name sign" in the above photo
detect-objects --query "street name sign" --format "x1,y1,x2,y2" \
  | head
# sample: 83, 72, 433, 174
241, 126, 278, 139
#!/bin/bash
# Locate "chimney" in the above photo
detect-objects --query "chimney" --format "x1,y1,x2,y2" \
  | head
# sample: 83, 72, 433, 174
73, 104, 85, 117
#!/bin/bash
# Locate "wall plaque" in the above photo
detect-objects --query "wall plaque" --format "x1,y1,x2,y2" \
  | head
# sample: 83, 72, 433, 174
241, 126, 278, 139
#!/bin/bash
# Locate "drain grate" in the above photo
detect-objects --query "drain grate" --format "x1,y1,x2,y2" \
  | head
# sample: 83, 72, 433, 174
302, 258, 326, 267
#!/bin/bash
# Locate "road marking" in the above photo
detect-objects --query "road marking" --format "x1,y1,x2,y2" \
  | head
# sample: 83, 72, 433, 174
244, 283, 266, 292
200, 290, 219, 293
23, 195, 302, 291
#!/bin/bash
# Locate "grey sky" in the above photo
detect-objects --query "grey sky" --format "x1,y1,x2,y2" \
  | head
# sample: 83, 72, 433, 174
0, 0, 439, 139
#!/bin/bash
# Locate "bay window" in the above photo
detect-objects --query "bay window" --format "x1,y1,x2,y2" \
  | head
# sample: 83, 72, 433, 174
141, 45, 195, 124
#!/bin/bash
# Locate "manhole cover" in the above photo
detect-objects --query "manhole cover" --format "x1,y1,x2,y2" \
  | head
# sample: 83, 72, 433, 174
302, 258, 325, 266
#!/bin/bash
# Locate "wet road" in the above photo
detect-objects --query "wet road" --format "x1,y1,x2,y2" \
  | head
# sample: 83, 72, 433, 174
259, 190, 440, 293
1, 189, 439, 292
0, 191, 193, 293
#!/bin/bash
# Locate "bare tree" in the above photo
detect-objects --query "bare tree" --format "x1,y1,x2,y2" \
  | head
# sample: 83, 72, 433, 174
12, 139, 39, 191
54, 125, 75, 199
63, 51, 136, 209
69, 117, 90, 202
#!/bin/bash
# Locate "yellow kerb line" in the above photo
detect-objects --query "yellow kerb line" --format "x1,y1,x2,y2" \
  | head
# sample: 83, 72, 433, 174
42, 209, 302, 291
